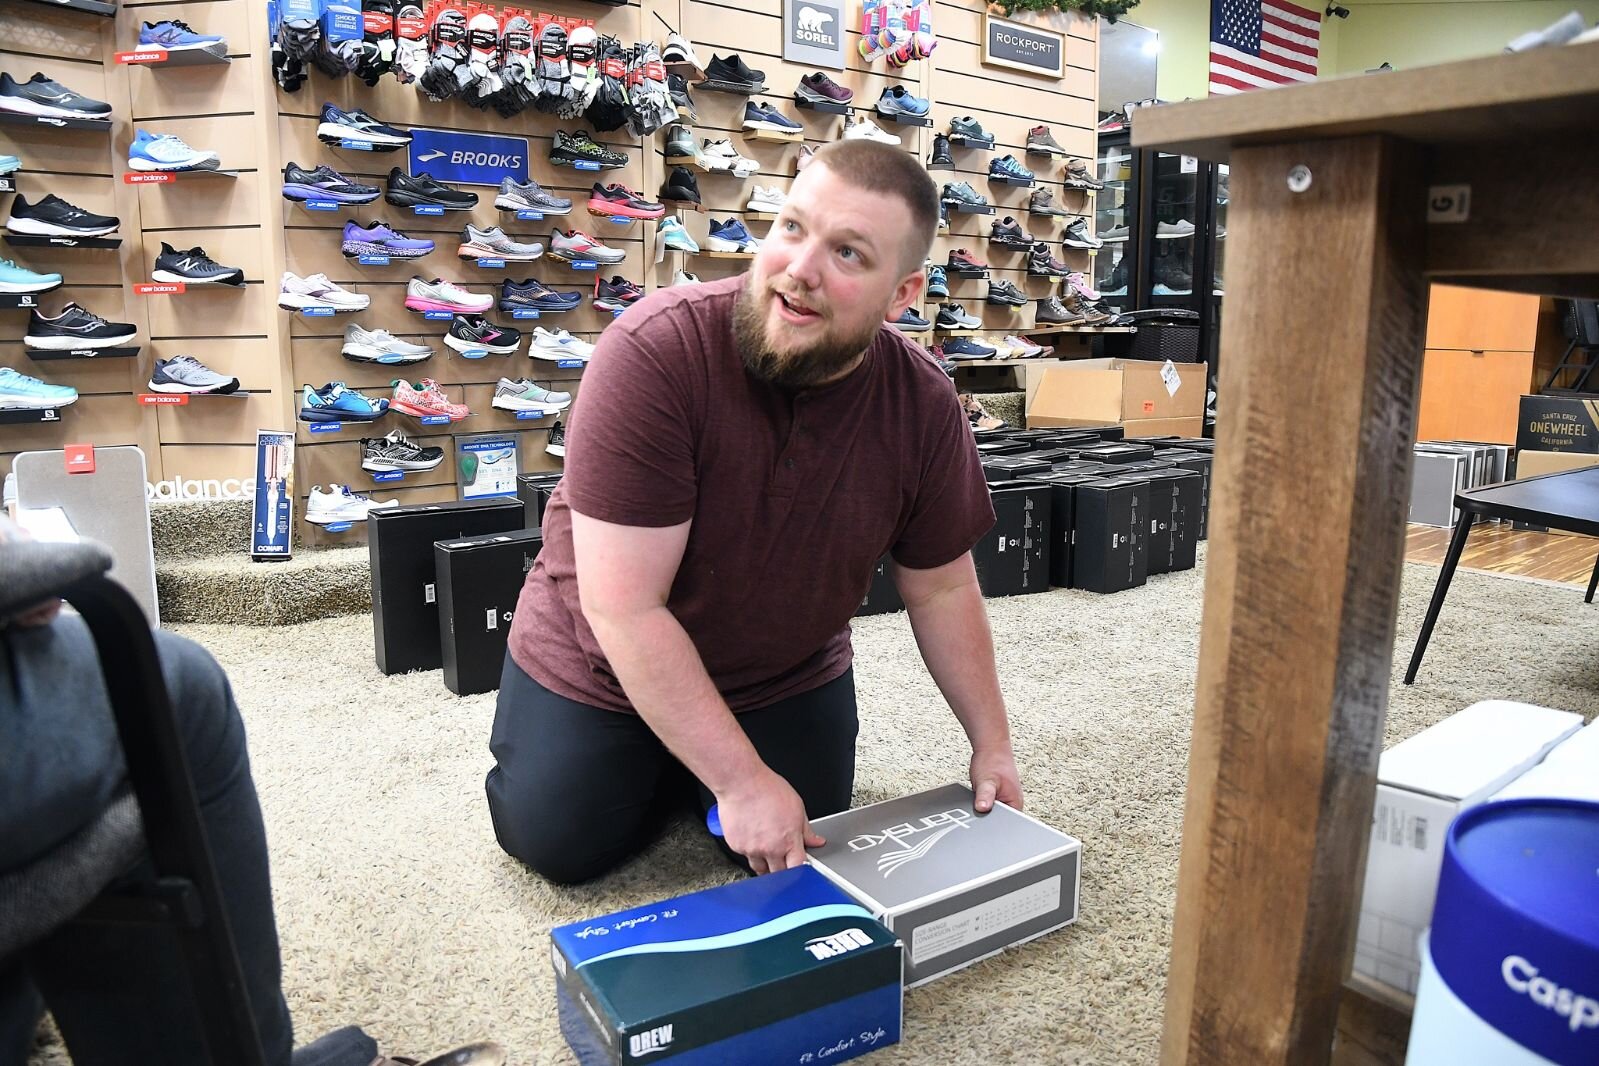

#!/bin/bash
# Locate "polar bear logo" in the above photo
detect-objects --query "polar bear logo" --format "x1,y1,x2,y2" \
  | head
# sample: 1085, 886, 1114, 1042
798, 6, 834, 33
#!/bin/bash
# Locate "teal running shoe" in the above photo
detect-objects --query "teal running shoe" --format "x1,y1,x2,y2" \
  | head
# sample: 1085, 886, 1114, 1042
0, 257, 62, 294
299, 381, 389, 422
0, 155, 19, 176
0, 367, 77, 409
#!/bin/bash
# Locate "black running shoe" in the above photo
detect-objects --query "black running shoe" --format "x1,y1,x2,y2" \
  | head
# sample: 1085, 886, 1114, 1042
444, 313, 522, 355
593, 275, 643, 312
659, 166, 701, 207
385, 168, 479, 210
702, 53, 765, 93
0, 72, 112, 120
361, 428, 444, 472
153, 242, 245, 285
281, 162, 381, 204
499, 277, 583, 313
549, 130, 628, 170
25, 302, 137, 350
546, 418, 566, 457
986, 279, 1028, 306
929, 133, 953, 167
666, 73, 697, 122
6, 194, 119, 237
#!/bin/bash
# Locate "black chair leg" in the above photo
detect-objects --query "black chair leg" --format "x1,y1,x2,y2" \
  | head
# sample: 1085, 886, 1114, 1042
1586, 553, 1599, 604
1405, 514, 1473, 685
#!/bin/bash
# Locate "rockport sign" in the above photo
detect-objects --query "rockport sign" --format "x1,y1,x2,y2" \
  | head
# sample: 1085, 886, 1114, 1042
981, 14, 1065, 78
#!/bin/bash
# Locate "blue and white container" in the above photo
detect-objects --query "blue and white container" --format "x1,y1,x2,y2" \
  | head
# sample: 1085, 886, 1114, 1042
1406, 799, 1599, 1065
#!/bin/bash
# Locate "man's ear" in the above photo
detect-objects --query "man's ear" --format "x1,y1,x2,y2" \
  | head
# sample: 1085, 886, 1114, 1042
888, 266, 927, 320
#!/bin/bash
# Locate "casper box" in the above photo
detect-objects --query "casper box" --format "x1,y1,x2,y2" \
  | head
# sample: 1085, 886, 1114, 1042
1493, 720, 1599, 802
1142, 468, 1201, 573
855, 554, 904, 617
807, 783, 1081, 988
517, 471, 563, 528
368, 498, 524, 675
971, 481, 1050, 596
550, 865, 901, 1066
1072, 476, 1149, 593
434, 528, 542, 696
1353, 699, 1582, 996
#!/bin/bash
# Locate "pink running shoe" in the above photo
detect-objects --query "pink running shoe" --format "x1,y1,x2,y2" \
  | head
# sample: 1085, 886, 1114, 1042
403, 276, 493, 314
391, 377, 470, 421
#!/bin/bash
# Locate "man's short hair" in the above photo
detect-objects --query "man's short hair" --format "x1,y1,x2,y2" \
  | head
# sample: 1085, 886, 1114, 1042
811, 140, 939, 274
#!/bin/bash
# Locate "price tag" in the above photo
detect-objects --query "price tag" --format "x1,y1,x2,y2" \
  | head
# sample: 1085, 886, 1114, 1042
1180, 155, 1198, 174
515, 209, 544, 221
338, 139, 375, 151
556, 358, 585, 369
301, 306, 335, 317
371, 470, 404, 482
475, 258, 507, 268
323, 521, 354, 532
413, 204, 445, 216
1160, 358, 1181, 397
422, 310, 454, 320
309, 421, 343, 433
303, 199, 339, 211
511, 308, 541, 319
357, 254, 390, 265
573, 160, 601, 171
419, 414, 451, 425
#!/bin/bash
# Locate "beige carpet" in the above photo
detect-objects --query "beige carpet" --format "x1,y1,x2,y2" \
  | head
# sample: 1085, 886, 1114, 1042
31, 554, 1599, 1065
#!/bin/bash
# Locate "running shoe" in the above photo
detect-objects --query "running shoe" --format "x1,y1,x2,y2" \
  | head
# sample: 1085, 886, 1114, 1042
457, 225, 543, 261
841, 115, 900, 144
701, 53, 765, 93
499, 277, 583, 313
548, 228, 626, 265
745, 185, 786, 213
147, 355, 239, 394
153, 243, 244, 285
316, 104, 410, 149
593, 275, 643, 312
928, 134, 953, 167
279, 272, 369, 311
660, 166, 702, 207
948, 116, 994, 147
491, 377, 572, 413
128, 130, 220, 172
281, 162, 380, 204
986, 279, 1028, 307
988, 156, 1035, 183
875, 85, 929, 119
796, 71, 852, 105
925, 265, 948, 298
546, 419, 566, 457
361, 429, 444, 472
0, 155, 19, 176
935, 302, 982, 329
947, 248, 988, 271
445, 314, 522, 355
0, 72, 111, 120
305, 484, 398, 524
661, 32, 703, 71
0, 258, 61, 294
25, 303, 136, 349
549, 130, 628, 170
530, 327, 595, 361
6, 194, 119, 237
495, 177, 572, 215
391, 378, 469, 420
341, 221, 434, 259
696, 139, 759, 177
299, 381, 389, 422
943, 336, 997, 360
741, 101, 803, 133
892, 308, 931, 332
671, 270, 700, 286
0, 367, 77, 409
139, 19, 226, 50
707, 218, 758, 253
665, 123, 698, 163
659, 215, 699, 253
989, 217, 1031, 247
404, 276, 493, 314
666, 73, 697, 122
941, 182, 989, 210
341, 324, 433, 364
385, 168, 478, 210
586, 183, 665, 220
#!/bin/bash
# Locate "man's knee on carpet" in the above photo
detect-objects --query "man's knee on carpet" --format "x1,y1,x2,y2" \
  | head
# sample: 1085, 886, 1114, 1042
484, 767, 643, 885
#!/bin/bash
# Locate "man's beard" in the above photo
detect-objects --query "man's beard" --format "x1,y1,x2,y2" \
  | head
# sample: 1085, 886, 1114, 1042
732, 274, 880, 390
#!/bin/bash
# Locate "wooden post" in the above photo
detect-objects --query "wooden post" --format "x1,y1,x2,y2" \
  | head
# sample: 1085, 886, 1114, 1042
1160, 134, 1428, 1065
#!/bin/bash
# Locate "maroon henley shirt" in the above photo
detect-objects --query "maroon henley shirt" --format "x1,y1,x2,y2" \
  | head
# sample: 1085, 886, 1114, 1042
507, 274, 995, 714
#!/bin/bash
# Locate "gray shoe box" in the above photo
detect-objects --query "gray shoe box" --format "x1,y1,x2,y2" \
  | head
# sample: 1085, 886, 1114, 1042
806, 783, 1081, 987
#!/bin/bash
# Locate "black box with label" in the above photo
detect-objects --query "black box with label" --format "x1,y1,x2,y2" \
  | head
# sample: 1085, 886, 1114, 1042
1139, 474, 1177, 575
982, 455, 1052, 483
1143, 469, 1202, 572
369, 498, 525, 675
1076, 442, 1156, 465
516, 472, 564, 528
856, 554, 905, 617
971, 482, 1051, 597
975, 440, 1032, 458
1516, 395, 1599, 455
435, 528, 543, 696
1036, 432, 1110, 450
1151, 450, 1212, 540
1017, 471, 1103, 588
1073, 476, 1149, 593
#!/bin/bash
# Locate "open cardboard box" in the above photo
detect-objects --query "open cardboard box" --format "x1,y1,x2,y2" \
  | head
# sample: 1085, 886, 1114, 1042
1026, 359, 1204, 436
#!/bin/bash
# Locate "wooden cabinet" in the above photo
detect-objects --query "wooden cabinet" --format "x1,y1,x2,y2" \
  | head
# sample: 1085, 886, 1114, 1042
1416, 285, 1541, 443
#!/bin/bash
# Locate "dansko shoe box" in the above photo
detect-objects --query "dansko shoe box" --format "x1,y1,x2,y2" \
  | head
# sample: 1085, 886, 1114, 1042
550, 866, 902, 1066
434, 527, 542, 696
368, 498, 524, 675
972, 481, 1050, 596
807, 784, 1082, 987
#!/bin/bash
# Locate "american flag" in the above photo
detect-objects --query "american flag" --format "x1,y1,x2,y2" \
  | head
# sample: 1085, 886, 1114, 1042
1209, 0, 1321, 95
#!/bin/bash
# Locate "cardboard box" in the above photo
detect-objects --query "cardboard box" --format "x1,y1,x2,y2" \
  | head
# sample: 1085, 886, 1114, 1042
1353, 700, 1582, 996
551, 866, 902, 1066
855, 555, 904, 617
435, 528, 542, 696
1027, 359, 1204, 430
971, 482, 1051, 596
1515, 394, 1599, 455
1142, 469, 1202, 573
368, 498, 525, 675
516, 471, 563, 528
807, 784, 1081, 987
1121, 417, 1205, 439
1072, 476, 1149, 593
1513, 450, 1599, 478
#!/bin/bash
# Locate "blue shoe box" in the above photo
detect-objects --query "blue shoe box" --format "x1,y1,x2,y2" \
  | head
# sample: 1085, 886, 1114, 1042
551, 866, 902, 1065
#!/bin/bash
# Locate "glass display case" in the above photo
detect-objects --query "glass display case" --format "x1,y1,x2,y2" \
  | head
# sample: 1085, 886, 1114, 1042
1093, 129, 1136, 312
1145, 151, 1201, 313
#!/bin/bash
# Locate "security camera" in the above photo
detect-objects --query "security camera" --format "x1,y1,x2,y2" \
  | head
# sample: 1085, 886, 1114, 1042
1325, 3, 1350, 17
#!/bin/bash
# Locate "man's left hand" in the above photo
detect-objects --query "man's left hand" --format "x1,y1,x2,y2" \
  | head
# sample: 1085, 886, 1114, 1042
970, 746, 1024, 813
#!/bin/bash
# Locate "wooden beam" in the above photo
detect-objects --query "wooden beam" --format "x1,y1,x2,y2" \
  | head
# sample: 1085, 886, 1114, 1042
1160, 135, 1428, 1066
1331, 975, 1414, 1066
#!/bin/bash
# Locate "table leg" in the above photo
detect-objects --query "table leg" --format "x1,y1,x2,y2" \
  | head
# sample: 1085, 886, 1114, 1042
1403, 513, 1472, 684
1161, 135, 1427, 1066
1587, 552, 1599, 604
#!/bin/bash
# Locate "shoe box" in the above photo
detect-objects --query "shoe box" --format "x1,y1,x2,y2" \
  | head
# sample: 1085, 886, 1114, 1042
807, 783, 1081, 987
435, 527, 542, 696
971, 481, 1050, 596
1035, 431, 1112, 451
1515, 393, 1599, 456
517, 471, 563, 528
981, 455, 1052, 483
1016, 471, 1101, 588
1409, 448, 1470, 528
1072, 476, 1149, 593
1150, 449, 1213, 539
551, 865, 902, 1065
369, 498, 525, 675
855, 554, 905, 617
1019, 447, 1077, 469
1074, 442, 1155, 465
1027, 360, 1204, 432
975, 440, 1032, 459
1141, 469, 1202, 574
995, 429, 1064, 449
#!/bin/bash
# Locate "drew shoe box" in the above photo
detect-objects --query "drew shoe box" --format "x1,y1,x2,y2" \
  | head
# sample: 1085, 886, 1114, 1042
368, 498, 525, 675
1354, 700, 1582, 997
971, 481, 1051, 596
434, 528, 542, 697
550, 866, 901, 1066
807, 783, 1081, 988
1072, 476, 1149, 593
856, 554, 904, 617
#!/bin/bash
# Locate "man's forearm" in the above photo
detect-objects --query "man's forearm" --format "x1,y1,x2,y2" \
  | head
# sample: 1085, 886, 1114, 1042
585, 605, 767, 798
903, 579, 1012, 753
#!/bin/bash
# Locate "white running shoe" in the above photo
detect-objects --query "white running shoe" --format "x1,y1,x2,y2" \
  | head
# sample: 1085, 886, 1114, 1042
530, 327, 595, 361
304, 484, 397, 525
842, 116, 901, 145
745, 185, 786, 212
279, 271, 370, 311
672, 270, 701, 286
697, 139, 759, 178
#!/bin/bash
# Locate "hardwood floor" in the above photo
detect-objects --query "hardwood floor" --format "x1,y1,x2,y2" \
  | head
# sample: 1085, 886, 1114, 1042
1405, 522, 1599, 585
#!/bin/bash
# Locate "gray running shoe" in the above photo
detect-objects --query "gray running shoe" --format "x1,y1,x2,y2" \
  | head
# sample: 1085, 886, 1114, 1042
1029, 187, 1073, 217
1025, 125, 1069, 157
341, 323, 433, 364
940, 182, 989, 209
458, 225, 543, 261
491, 377, 573, 412
1063, 157, 1105, 191
548, 228, 626, 265
494, 177, 572, 215
665, 123, 697, 161
147, 355, 239, 394
948, 116, 994, 146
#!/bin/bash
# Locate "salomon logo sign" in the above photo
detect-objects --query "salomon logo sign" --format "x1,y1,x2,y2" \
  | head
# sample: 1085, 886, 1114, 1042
407, 128, 529, 187
1502, 955, 1599, 1033
628, 1024, 673, 1057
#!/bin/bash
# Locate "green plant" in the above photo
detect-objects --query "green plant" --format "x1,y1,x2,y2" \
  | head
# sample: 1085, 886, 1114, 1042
988, 0, 1141, 23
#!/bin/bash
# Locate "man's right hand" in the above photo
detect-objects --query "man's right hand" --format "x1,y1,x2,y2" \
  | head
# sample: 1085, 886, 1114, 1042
716, 769, 825, 875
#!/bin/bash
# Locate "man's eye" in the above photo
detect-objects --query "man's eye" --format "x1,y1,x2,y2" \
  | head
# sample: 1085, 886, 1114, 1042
839, 246, 857, 260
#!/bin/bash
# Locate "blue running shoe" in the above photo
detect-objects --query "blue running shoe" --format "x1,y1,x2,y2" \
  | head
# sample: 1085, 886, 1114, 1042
0, 366, 77, 410
741, 101, 804, 133
139, 19, 226, 50
943, 337, 998, 360
658, 216, 699, 253
498, 277, 583, 314
876, 85, 930, 118
707, 218, 758, 253
0, 257, 61, 294
316, 104, 410, 150
0, 155, 19, 177
892, 308, 932, 332
299, 382, 389, 422
926, 264, 948, 298
129, 129, 219, 172
340, 221, 434, 259
988, 155, 1036, 183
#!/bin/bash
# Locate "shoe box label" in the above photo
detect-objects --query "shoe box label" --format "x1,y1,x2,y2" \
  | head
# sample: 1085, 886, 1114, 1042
407, 128, 529, 188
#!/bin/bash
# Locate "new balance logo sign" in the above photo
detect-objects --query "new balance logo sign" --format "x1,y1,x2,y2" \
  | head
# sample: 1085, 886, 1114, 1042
848, 809, 973, 877
628, 1024, 673, 1057
174, 257, 201, 271
804, 927, 872, 960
